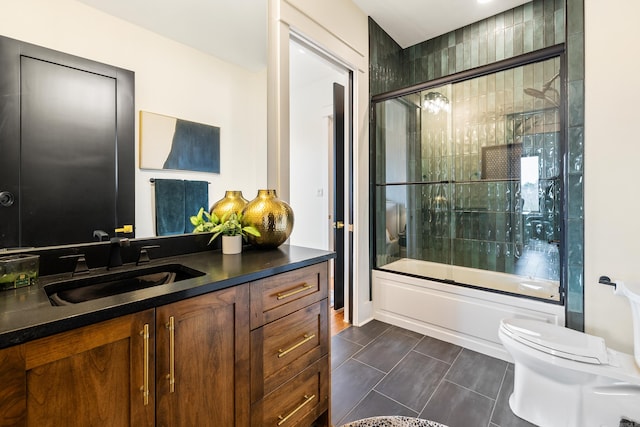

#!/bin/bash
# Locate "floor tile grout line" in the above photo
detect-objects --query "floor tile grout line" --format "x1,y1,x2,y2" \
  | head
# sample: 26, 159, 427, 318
333, 332, 365, 349
337, 343, 422, 425
441, 349, 509, 401
423, 378, 499, 418
335, 358, 388, 426
444, 376, 501, 402
370, 389, 421, 415
412, 346, 461, 366
418, 344, 463, 417
345, 357, 389, 376
333, 322, 515, 426
337, 385, 421, 426
344, 342, 368, 360
331, 336, 365, 371
337, 333, 425, 425
487, 365, 510, 427
365, 333, 424, 381
352, 328, 423, 374
336, 323, 393, 347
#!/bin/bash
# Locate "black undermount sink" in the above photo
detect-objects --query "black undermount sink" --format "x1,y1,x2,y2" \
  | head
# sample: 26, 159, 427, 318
45, 264, 205, 306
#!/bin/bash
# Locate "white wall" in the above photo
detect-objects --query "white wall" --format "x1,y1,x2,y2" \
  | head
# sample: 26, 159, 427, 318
268, 0, 370, 324
289, 41, 350, 251
289, 74, 331, 250
584, 0, 640, 354
0, 0, 267, 238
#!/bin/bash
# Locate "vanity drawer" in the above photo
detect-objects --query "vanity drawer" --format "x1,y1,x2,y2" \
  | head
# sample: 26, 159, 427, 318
250, 262, 327, 329
251, 299, 328, 401
251, 355, 329, 427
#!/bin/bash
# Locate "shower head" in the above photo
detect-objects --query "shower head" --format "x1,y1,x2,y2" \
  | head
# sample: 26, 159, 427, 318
524, 88, 546, 99
524, 72, 560, 107
542, 72, 560, 91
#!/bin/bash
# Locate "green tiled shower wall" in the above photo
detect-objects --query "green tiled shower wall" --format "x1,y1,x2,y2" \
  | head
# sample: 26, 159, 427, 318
370, 0, 585, 329
425, 62, 561, 279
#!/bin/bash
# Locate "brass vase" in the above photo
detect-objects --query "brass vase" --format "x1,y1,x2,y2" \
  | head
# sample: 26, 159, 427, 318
210, 191, 248, 220
241, 189, 294, 248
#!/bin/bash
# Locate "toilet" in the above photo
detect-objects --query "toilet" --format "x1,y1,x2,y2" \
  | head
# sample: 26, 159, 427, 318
499, 279, 640, 427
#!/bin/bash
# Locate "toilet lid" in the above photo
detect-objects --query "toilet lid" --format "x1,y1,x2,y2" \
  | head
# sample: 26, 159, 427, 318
501, 318, 609, 364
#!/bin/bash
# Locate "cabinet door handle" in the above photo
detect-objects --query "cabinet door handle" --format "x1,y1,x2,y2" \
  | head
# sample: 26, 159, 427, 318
277, 333, 316, 358
166, 316, 176, 393
140, 323, 150, 406
277, 394, 316, 426
276, 283, 313, 300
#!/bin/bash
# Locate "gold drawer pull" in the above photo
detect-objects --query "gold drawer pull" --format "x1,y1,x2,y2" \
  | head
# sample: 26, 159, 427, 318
166, 316, 176, 393
140, 323, 150, 406
277, 394, 316, 426
277, 333, 316, 358
276, 283, 313, 300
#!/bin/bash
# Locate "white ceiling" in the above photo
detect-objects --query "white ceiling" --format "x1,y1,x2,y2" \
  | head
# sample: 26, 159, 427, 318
77, 0, 268, 72
78, 0, 529, 71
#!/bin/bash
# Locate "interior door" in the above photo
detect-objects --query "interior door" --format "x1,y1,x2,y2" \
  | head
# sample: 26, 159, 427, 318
333, 83, 345, 310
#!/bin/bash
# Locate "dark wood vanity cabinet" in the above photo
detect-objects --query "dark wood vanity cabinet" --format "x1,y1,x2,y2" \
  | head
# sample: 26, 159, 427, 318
249, 262, 331, 427
155, 284, 250, 427
0, 260, 330, 427
0, 286, 249, 427
0, 345, 25, 426
3, 309, 156, 427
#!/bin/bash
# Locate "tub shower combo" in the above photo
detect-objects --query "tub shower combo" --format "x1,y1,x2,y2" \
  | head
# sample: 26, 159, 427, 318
371, 54, 566, 359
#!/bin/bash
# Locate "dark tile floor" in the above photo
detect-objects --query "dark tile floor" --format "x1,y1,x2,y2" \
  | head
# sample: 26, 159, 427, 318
331, 320, 536, 427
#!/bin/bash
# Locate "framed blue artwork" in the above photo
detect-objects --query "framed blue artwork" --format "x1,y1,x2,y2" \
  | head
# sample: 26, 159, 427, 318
140, 111, 220, 173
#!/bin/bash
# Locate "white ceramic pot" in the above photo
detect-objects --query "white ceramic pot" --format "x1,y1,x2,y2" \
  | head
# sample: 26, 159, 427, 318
222, 235, 242, 254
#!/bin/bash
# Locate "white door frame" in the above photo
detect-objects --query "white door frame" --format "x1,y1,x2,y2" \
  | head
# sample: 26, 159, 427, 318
267, 0, 372, 325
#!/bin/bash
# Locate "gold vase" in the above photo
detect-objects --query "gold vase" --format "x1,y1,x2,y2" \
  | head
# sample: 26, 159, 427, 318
210, 191, 248, 220
241, 189, 294, 248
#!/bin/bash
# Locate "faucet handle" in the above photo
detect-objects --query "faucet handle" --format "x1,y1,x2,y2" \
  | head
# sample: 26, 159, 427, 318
137, 245, 160, 265
60, 254, 90, 276
93, 230, 109, 241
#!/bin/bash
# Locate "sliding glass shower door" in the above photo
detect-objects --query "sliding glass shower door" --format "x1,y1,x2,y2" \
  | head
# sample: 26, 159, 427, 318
374, 56, 563, 302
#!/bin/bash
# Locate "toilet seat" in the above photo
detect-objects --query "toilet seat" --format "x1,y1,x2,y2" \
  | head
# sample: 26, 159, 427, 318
500, 318, 609, 364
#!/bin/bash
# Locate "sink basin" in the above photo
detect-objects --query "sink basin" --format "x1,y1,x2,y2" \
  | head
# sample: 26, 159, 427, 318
45, 264, 205, 306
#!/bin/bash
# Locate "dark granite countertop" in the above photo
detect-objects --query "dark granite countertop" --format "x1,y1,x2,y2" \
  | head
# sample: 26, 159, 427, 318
0, 245, 334, 349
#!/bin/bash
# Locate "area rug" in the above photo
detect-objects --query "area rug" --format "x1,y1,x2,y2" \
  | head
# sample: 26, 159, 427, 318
340, 416, 448, 427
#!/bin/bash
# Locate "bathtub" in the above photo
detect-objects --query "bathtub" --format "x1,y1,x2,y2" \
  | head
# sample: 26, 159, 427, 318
381, 258, 561, 301
372, 259, 565, 361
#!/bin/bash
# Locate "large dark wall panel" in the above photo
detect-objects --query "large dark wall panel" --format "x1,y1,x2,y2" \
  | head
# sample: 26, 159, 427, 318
0, 35, 134, 249
21, 57, 117, 247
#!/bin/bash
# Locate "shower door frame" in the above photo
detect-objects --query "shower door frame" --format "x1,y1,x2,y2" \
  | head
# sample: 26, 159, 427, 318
370, 44, 568, 307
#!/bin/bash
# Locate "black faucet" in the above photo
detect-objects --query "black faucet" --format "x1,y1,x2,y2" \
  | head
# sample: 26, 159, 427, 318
108, 237, 130, 269
103, 225, 134, 269
93, 230, 109, 242
136, 245, 160, 265
60, 253, 90, 276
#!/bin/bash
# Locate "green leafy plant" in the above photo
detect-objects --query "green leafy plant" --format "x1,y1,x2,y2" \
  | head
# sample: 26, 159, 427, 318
190, 207, 217, 233
190, 207, 260, 245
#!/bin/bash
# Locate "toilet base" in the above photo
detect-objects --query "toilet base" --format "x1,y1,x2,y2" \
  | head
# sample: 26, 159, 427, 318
509, 361, 586, 427
508, 347, 640, 427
